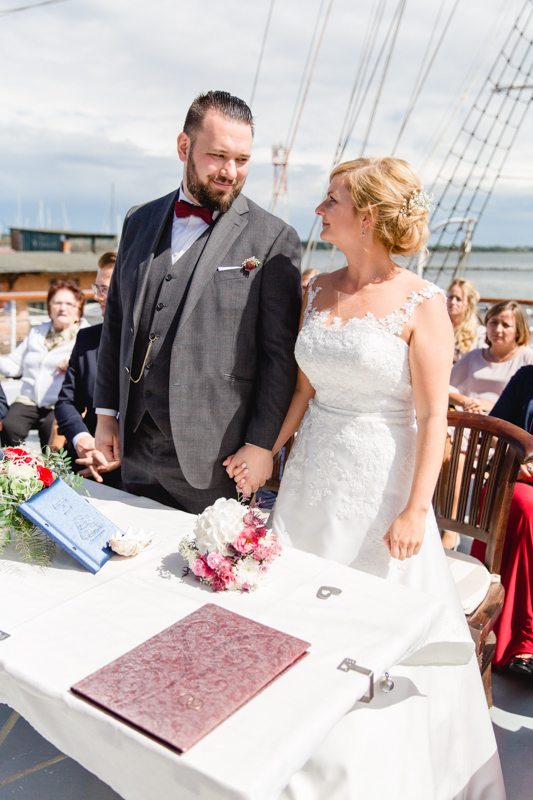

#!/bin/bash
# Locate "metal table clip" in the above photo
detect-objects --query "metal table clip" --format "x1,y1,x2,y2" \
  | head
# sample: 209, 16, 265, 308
337, 657, 374, 703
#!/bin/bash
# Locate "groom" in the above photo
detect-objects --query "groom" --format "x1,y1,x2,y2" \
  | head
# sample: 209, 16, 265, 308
94, 91, 302, 513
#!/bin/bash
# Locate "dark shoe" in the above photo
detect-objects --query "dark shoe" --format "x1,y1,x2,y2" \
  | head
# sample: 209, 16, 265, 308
508, 658, 533, 675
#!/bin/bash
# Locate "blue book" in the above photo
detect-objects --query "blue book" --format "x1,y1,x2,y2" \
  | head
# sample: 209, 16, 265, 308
18, 478, 120, 573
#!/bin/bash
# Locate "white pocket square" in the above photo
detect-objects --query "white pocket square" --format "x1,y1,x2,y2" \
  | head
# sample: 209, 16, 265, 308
217, 265, 241, 271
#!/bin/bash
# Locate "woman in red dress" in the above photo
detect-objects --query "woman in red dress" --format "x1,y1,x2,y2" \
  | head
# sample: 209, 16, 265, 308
471, 364, 533, 675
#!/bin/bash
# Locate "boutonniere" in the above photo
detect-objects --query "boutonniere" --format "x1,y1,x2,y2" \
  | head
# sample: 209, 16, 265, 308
241, 256, 260, 277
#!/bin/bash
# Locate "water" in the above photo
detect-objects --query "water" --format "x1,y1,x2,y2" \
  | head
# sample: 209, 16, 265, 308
304, 249, 533, 302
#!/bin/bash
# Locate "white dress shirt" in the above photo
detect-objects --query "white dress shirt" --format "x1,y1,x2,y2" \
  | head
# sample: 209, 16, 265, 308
171, 185, 219, 263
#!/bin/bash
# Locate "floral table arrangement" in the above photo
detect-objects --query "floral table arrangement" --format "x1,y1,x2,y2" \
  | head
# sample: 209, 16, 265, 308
0, 445, 83, 566
179, 497, 282, 592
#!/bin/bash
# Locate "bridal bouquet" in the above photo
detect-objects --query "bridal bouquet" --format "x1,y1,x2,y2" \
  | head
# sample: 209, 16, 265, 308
0, 445, 83, 566
179, 497, 282, 592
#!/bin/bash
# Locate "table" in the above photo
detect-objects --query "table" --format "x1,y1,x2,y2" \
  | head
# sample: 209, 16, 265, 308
0, 482, 461, 800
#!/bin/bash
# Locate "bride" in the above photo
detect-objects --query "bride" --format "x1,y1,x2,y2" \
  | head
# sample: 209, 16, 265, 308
227, 156, 505, 799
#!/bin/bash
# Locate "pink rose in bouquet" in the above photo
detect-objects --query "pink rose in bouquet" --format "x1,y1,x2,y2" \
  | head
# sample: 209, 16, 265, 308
178, 498, 282, 592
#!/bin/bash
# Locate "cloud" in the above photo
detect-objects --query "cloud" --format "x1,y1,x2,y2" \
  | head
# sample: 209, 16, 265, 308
1, 0, 532, 245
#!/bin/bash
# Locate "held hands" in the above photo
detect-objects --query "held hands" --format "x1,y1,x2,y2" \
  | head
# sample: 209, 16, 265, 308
75, 434, 121, 482
383, 508, 426, 560
95, 415, 121, 464
55, 359, 69, 375
223, 445, 274, 496
462, 397, 493, 414
519, 462, 533, 483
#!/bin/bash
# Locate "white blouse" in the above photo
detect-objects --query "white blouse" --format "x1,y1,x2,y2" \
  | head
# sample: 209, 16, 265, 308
0, 320, 89, 408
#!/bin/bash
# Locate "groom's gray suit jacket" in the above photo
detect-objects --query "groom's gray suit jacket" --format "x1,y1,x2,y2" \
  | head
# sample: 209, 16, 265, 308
94, 189, 302, 490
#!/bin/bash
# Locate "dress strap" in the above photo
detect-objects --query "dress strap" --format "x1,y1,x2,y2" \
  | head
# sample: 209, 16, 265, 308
399, 282, 445, 323
379, 282, 445, 337
303, 275, 322, 322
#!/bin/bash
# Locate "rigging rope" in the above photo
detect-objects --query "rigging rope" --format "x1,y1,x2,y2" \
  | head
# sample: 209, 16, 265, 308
303, 0, 385, 269
333, 0, 388, 165
361, 0, 407, 155
0, 0, 70, 15
272, 0, 335, 213
392, 0, 460, 155
249, 0, 276, 108
419, 0, 509, 178
426, 0, 533, 281
285, 0, 327, 154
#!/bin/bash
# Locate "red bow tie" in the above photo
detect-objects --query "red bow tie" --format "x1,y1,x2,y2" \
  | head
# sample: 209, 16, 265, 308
174, 199, 212, 225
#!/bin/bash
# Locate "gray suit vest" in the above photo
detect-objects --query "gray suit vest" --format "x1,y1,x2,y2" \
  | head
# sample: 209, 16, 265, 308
127, 211, 213, 434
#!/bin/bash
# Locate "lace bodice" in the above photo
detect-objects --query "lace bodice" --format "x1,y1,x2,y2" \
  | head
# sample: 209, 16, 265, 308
297, 279, 444, 414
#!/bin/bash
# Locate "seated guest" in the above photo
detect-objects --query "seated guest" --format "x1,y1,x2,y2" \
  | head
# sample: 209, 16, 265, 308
446, 277, 486, 363
442, 299, 533, 549
0, 281, 88, 448
449, 299, 533, 415
471, 365, 533, 676
55, 253, 121, 486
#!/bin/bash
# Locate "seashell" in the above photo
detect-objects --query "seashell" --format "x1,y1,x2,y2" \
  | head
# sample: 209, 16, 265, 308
109, 527, 153, 557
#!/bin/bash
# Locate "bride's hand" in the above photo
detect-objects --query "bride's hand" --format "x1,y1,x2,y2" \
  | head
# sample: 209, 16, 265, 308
223, 445, 273, 494
383, 509, 426, 560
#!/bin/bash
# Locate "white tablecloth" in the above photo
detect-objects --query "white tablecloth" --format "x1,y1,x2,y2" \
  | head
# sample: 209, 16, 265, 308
0, 482, 462, 800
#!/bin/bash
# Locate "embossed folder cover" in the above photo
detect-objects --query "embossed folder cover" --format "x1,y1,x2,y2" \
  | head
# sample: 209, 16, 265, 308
18, 478, 117, 573
71, 603, 310, 753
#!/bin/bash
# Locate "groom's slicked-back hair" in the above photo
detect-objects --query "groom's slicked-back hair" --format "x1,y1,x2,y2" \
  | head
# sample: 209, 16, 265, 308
183, 91, 254, 141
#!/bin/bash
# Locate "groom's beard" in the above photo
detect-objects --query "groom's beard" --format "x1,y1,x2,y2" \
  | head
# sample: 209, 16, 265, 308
186, 151, 245, 213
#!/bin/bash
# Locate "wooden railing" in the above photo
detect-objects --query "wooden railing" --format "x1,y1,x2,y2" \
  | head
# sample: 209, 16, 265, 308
479, 297, 533, 306
0, 292, 531, 355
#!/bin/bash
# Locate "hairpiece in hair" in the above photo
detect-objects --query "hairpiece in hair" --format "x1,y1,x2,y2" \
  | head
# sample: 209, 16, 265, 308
400, 189, 433, 217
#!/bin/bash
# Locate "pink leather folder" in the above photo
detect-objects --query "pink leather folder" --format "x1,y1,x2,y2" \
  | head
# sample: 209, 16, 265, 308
72, 603, 310, 753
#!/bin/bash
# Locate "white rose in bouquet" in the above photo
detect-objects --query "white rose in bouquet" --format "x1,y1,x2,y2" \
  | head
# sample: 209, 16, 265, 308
4, 461, 38, 480
193, 497, 245, 556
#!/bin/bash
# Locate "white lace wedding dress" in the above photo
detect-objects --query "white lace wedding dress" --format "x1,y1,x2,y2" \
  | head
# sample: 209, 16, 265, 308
272, 278, 506, 800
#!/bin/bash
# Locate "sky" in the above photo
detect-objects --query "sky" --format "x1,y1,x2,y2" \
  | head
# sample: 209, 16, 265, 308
1, 0, 533, 247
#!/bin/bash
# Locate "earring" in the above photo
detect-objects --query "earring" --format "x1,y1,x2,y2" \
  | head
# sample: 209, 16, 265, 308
362, 225, 366, 237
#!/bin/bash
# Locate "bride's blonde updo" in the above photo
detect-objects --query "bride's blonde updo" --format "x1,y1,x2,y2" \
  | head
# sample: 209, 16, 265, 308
330, 156, 430, 256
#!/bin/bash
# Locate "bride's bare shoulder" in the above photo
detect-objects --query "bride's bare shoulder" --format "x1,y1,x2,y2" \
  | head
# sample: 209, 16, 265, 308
394, 270, 440, 295
311, 268, 342, 288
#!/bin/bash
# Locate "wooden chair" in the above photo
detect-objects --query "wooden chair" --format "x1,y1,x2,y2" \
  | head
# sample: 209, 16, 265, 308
48, 418, 67, 453
262, 435, 296, 493
434, 410, 533, 705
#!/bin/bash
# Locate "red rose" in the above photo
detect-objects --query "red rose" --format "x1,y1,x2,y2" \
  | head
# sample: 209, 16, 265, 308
4, 447, 35, 465
37, 466, 54, 487
241, 256, 260, 276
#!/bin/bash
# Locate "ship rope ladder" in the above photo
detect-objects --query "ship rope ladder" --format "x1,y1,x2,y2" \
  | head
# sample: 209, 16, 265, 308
425, 0, 533, 282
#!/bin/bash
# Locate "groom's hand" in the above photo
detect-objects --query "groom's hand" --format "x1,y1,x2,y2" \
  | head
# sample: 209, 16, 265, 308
95, 415, 121, 463
223, 445, 273, 495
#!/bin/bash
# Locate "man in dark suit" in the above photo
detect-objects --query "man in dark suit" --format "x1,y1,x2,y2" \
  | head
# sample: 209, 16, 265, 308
55, 253, 121, 486
94, 91, 302, 513
0, 384, 8, 425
